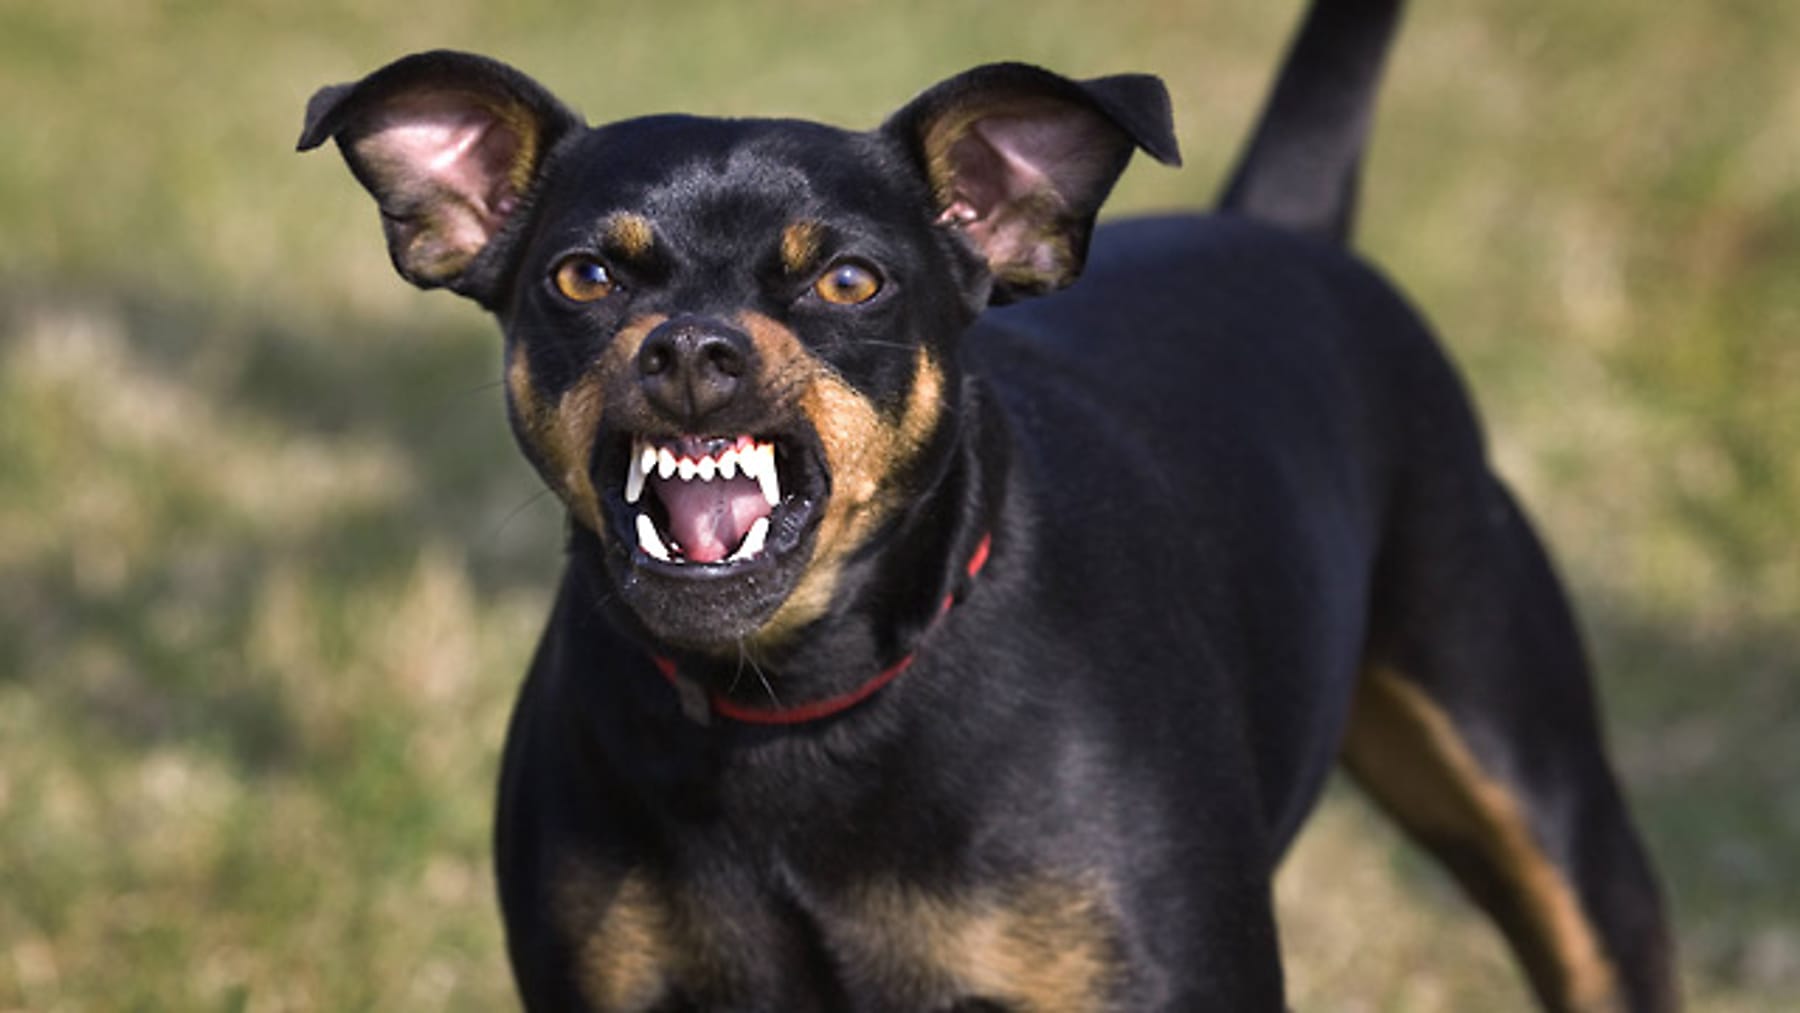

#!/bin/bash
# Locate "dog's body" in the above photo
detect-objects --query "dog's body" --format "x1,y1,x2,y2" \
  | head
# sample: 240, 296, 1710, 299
302, 1, 1676, 1009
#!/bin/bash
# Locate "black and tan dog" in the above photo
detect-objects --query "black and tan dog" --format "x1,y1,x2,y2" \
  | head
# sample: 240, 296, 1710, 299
300, 0, 1676, 1008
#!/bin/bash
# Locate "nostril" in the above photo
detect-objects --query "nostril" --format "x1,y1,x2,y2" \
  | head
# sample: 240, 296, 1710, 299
637, 335, 674, 377
699, 335, 747, 378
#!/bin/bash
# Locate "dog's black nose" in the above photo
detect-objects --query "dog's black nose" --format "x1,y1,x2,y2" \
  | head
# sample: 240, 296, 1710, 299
636, 317, 754, 423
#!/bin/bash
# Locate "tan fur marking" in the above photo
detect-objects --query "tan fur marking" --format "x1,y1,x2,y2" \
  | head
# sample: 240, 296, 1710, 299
557, 864, 679, 1012
737, 313, 945, 646
553, 374, 608, 531
507, 316, 664, 537
487, 95, 543, 196
896, 344, 945, 452
780, 220, 824, 275
837, 876, 1120, 1011
604, 212, 656, 260
1343, 666, 1624, 1013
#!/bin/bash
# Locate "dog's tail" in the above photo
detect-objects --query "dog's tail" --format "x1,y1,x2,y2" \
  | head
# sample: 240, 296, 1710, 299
1216, 0, 1406, 245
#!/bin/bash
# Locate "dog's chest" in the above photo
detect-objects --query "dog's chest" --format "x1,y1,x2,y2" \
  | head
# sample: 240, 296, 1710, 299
554, 858, 1127, 1012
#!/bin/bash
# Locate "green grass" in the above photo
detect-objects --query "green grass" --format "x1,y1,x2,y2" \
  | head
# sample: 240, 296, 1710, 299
3, 0, 1796, 1008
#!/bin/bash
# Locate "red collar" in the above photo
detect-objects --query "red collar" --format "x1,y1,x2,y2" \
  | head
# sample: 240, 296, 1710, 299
650, 533, 992, 726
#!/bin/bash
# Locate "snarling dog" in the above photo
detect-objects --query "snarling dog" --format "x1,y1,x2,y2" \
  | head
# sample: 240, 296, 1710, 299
300, 0, 1677, 1008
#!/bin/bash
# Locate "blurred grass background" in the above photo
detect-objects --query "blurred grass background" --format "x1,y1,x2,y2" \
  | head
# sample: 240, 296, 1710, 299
1, 0, 1795, 1008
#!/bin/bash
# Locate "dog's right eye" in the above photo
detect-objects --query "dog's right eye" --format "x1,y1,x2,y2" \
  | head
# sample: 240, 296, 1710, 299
814, 261, 881, 306
551, 256, 615, 302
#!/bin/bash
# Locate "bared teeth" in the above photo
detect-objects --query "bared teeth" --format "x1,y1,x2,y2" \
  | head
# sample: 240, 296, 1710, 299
624, 458, 645, 504
635, 511, 671, 561
755, 443, 780, 507
728, 516, 770, 562
733, 441, 781, 506
629, 435, 783, 564
624, 438, 648, 504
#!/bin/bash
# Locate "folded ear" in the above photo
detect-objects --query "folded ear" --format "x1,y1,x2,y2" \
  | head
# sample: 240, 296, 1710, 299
297, 50, 583, 303
884, 63, 1181, 302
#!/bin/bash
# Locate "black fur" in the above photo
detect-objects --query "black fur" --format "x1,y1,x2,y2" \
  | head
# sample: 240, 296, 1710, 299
301, 2, 1676, 1009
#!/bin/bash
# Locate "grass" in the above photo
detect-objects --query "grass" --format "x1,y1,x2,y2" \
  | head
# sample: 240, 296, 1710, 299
2, 0, 1796, 1008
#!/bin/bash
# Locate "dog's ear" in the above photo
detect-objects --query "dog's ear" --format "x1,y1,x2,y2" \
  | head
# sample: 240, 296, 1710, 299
884, 63, 1180, 302
298, 50, 582, 303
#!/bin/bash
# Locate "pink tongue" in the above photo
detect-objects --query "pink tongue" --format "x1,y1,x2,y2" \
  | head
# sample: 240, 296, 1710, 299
654, 475, 771, 564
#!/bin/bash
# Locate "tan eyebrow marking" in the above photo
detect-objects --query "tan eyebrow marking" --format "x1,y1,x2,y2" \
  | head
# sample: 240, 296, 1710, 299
603, 212, 656, 260
780, 220, 825, 275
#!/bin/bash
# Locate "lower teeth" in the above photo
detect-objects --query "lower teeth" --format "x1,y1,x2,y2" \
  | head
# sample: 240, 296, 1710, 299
728, 517, 771, 562
636, 512, 771, 565
635, 513, 672, 561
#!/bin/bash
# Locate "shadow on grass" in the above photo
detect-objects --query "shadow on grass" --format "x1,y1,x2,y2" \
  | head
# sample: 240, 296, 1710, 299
1, 280, 561, 781
1583, 600, 1800, 993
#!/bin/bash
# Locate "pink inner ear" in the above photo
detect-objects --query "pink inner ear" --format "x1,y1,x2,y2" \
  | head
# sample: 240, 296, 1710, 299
951, 109, 1117, 217
936, 110, 1096, 281
352, 91, 530, 259
936, 104, 1122, 284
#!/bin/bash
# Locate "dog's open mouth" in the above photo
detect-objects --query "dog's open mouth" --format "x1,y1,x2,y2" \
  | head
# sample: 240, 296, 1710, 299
611, 433, 823, 570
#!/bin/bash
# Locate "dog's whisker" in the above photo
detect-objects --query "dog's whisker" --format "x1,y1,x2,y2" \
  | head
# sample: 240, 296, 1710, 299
748, 657, 779, 709
449, 377, 507, 397
487, 486, 557, 546
729, 642, 749, 695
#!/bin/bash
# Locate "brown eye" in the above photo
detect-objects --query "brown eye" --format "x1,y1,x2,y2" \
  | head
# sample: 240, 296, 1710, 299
814, 261, 881, 305
552, 256, 615, 302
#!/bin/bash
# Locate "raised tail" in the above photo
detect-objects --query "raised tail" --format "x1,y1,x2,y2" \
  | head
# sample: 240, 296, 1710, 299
1217, 0, 1406, 245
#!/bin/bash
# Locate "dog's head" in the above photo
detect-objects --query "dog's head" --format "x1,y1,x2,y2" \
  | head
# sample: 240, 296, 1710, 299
300, 51, 1177, 655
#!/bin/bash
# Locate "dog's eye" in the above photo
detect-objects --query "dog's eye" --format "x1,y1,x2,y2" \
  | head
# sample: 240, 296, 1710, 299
552, 256, 615, 302
814, 262, 881, 305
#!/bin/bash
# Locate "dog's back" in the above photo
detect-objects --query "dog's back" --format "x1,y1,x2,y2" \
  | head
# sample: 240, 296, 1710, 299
972, 213, 1426, 841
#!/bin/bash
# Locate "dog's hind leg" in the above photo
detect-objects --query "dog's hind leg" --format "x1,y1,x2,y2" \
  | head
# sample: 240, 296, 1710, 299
1345, 476, 1678, 1013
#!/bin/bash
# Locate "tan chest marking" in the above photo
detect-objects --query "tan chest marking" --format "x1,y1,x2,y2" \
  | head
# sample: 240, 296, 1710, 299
833, 875, 1123, 1012
557, 860, 1121, 1011
557, 862, 741, 1013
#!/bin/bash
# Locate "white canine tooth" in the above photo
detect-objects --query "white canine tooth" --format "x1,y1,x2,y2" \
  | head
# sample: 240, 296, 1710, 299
697, 456, 717, 482
636, 512, 672, 561
677, 458, 697, 481
624, 446, 646, 504
657, 448, 677, 480
756, 443, 780, 507
719, 449, 738, 480
640, 444, 657, 477
736, 445, 759, 479
729, 516, 770, 562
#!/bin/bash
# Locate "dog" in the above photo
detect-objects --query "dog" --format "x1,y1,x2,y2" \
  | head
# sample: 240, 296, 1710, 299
300, 0, 1676, 1008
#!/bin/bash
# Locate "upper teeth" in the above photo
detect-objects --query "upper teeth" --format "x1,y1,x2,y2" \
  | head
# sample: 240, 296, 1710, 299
624, 436, 782, 508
